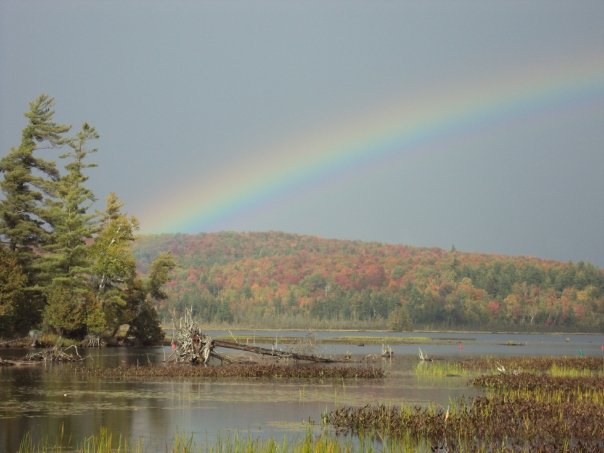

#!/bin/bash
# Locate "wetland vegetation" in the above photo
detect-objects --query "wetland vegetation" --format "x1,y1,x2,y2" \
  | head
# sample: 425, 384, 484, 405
7, 351, 603, 452
329, 356, 604, 452
74, 363, 385, 380
16, 429, 409, 453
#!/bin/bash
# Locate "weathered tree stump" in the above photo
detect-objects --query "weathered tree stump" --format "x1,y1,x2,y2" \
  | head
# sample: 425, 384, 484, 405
166, 309, 339, 365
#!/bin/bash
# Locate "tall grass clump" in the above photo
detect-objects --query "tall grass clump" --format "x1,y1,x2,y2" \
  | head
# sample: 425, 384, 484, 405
414, 361, 467, 378
549, 364, 595, 378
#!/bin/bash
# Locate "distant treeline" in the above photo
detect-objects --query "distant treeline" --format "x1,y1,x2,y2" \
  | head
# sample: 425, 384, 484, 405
133, 232, 604, 332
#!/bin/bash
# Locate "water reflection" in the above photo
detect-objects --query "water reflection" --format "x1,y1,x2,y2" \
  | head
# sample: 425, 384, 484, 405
1, 331, 602, 452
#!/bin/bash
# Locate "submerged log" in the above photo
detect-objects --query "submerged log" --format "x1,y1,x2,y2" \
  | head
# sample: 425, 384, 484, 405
213, 339, 339, 363
0, 358, 41, 366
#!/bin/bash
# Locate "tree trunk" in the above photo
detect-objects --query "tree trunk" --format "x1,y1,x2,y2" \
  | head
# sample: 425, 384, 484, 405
213, 339, 338, 363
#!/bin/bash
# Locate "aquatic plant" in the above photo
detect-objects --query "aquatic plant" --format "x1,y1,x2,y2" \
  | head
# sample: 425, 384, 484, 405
549, 363, 596, 378
73, 363, 385, 380
473, 372, 604, 393
458, 356, 603, 374
17, 428, 411, 453
328, 370, 604, 451
414, 360, 467, 377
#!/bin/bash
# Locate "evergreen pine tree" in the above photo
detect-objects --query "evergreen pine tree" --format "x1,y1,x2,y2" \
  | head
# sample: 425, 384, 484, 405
0, 95, 70, 331
42, 123, 99, 336
0, 245, 26, 335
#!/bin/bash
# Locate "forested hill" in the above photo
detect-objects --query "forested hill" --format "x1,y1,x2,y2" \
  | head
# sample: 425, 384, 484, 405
132, 232, 604, 331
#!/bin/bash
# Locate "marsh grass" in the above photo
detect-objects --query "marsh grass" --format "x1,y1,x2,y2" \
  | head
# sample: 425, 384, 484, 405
330, 359, 604, 451
414, 361, 468, 378
17, 429, 411, 453
17, 426, 136, 453
329, 393, 604, 452
74, 363, 384, 380
458, 356, 603, 374
549, 364, 598, 378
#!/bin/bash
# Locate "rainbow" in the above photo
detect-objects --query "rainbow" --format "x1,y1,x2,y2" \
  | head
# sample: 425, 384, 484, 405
141, 54, 604, 234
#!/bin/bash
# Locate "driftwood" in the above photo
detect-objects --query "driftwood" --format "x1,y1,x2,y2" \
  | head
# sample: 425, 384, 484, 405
0, 357, 41, 366
0, 345, 84, 365
23, 344, 84, 363
0, 356, 15, 366
167, 309, 339, 365
213, 340, 337, 363
83, 334, 102, 348
381, 344, 393, 358
418, 347, 432, 362
166, 309, 215, 365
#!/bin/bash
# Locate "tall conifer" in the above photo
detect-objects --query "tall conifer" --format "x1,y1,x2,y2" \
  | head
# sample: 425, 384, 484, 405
42, 123, 99, 335
0, 95, 70, 330
0, 245, 26, 335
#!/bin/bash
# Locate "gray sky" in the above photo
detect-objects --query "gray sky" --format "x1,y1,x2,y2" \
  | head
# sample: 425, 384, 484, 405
1, 1, 603, 267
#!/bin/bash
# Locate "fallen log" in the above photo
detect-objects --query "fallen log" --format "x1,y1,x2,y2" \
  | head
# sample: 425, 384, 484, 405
167, 308, 339, 365
0, 358, 42, 366
213, 339, 339, 363
22, 344, 84, 363
0, 356, 14, 366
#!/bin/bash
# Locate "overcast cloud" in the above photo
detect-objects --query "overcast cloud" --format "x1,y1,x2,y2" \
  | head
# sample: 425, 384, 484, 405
1, 1, 603, 266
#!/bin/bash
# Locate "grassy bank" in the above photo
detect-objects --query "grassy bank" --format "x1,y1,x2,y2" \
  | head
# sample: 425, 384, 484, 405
330, 357, 604, 452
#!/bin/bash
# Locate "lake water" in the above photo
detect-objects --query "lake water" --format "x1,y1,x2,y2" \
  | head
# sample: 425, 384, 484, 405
1, 331, 602, 451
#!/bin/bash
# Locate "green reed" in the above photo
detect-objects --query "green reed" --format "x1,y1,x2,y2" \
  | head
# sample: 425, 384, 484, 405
549, 363, 597, 378
16, 429, 414, 453
414, 360, 468, 377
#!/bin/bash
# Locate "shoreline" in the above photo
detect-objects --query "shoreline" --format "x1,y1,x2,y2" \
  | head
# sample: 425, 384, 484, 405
2, 328, 600, 349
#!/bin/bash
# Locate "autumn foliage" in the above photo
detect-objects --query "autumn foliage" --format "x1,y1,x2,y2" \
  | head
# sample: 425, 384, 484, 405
132, 232, 604, 331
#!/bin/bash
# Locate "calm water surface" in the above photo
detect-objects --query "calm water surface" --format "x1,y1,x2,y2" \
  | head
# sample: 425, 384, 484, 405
1, 331, 602, 451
